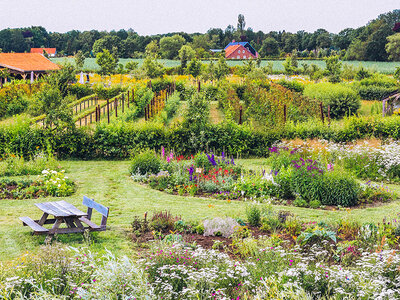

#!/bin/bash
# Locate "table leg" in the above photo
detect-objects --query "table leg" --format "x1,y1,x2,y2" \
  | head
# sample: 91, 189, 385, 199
38, 213, 49, 226
74, 218, 85, 230
49, 218, 63, 234
65, 217, 77, 228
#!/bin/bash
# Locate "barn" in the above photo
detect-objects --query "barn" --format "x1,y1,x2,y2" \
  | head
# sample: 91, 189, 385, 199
30, 48, 57, 57
224, 40, 258, 59
0, 53, 60, 81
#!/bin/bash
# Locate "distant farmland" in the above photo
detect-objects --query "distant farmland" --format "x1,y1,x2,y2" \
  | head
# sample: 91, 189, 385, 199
51, 58, 400, 74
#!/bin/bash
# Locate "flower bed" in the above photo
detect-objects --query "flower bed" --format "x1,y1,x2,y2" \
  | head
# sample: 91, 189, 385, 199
130, 147, 397, 208
2, 208, 400, 299
0, 169, 75, 199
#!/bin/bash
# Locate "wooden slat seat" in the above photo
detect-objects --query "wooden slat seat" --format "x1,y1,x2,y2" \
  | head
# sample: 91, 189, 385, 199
82, 196, 109, 231
20, 217, 49, 234
79, 216, 101, 230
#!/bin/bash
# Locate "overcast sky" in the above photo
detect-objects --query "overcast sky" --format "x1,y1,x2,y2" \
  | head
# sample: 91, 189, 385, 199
0, 0, 398, 35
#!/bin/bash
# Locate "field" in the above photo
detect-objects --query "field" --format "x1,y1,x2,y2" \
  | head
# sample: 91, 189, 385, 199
51, 57, 400, 74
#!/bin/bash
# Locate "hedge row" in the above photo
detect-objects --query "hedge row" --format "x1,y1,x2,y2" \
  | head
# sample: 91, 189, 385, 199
1, 116, 399, 159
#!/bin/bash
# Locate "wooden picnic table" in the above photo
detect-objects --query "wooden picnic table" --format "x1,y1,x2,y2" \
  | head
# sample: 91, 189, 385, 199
20, 197, 109, 239
20, 199, 102, 236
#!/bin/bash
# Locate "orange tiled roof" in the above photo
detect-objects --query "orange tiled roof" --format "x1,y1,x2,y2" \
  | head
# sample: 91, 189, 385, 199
225, 44, 241, 58
30, 48, 57, 55
0, 53, 60, 72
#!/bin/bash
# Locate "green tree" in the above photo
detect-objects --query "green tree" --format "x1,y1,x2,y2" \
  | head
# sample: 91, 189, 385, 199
178, 45, 195, 69
214, 57, 230, 80
159, 34, 186, 59
47, 63, 76, 97
34, 88, 73, 129
145, 40, 159, 57
125, 61, 139, 73
260, 37, 279, 57
283, 53, 298, 75
395, 67, 400, 81
74, 50, 85, 70
92, 35, 122, 55
142, 55, 165, 78
0, 68, 10, 88
386, 33, 400, 61
96, 49, 117, 76
324, 55, 342, 83
186, 58, 202, 78
237, 14, 246, 33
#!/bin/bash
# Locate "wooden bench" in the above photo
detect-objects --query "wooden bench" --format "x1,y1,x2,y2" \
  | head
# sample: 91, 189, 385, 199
80, 196, 109, 231
20, 216, 49, 235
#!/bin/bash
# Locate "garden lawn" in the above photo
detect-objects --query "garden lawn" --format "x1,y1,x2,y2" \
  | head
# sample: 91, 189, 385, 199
1, 159, 400, 262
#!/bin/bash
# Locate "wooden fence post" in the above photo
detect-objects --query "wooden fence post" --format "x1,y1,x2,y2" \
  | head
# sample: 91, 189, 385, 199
283, 104, 287, 123
144, 106, 147, 121
85, 115, 87, 126
107, 99, 110, 124
239, 106, 242, 125
115, 99, 118, 117
198, 80, 201, 92
122, 94, 125, 113
327, 105, 331, 125
127, 91, 130, 108
319, 102, 324, 124
95, 107, 98, 122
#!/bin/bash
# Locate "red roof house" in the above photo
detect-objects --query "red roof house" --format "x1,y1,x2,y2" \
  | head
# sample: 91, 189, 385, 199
225, 41, 258, 59
30, 48, 57, 57
0, 53, 60, 79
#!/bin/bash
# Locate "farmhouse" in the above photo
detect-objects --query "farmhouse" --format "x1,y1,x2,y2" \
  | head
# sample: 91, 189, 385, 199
0, 53, 60, 81
30, 48, 57, 57
224, 40, 258, 59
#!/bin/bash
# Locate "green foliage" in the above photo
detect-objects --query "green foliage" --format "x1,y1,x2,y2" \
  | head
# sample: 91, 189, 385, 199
178, 45, 195, 70
159, 34, 186, 59
214, 57, 230, 80
31, 87, 74, 129
186, 58, 202, 78
142, 55, 165, 78
298, 224, 337, 245
385, 33, 400, 61
130, 149, 161, 175
260, 37, 279, 57
276, 79, 305, 93
184, 91, 210, 129
95, 49, 117, 76
304, 82, 361, 118
0, 151, 60, 177
74, 50, 85, 70
324, 55, 342, 83
125, 86, 153, 121
245, 204, 262, 227
283, 54, 298, 75
150, 210, 180, 233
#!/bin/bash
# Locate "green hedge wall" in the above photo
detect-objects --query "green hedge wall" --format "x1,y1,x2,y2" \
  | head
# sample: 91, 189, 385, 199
1, 116, 399, 159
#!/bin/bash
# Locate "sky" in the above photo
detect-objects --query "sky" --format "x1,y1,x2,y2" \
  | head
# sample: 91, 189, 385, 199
0, 0, 399, 35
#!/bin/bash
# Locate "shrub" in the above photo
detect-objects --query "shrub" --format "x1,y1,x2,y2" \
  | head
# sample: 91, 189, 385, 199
203, 217, 239, 238
245, 204, 262, 227
303, 82, 361, 119
130, 150, 161, 175
277, 79, 305, 93
150, 211, 180, 233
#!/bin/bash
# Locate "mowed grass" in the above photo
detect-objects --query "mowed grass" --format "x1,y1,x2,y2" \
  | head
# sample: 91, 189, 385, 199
51, 58, 400, 74
1, 160, 399, 262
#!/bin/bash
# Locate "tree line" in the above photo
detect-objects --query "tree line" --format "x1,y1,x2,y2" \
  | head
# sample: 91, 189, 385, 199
0, 10, 399, 61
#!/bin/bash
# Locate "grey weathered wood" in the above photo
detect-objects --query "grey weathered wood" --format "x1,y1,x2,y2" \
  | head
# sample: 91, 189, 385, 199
35, 201, 86, 217
79, 216, 101, 229
20, 217, 49, 234
38, 213, 49, 225
83, 196, 109, 217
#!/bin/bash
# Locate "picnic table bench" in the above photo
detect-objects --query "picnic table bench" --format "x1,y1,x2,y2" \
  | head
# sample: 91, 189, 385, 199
20, 196, 109, 238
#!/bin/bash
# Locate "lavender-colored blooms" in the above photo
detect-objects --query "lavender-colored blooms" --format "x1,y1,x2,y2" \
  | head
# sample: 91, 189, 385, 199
203, 217, 239, 238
